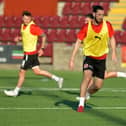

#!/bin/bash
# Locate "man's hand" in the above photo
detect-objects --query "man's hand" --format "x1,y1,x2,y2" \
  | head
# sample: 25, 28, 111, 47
112, 52, 117, 63
38, 49, 44, 56
68, 39, 81, 70
69, 59, 74, 70
14, 36, 21, 42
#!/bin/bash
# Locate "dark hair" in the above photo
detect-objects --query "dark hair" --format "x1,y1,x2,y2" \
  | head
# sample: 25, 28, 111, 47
22, 10, 32, 16
92, 5, 104, 13
85, 13, 94, 19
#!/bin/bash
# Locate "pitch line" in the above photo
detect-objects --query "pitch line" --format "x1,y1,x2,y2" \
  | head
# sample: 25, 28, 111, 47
0, 107, 70, 110
0, 87, 126, 92
0, 107, 126, 110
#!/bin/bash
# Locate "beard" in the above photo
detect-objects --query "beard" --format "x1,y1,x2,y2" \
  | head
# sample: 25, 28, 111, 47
94, 17, 103, 24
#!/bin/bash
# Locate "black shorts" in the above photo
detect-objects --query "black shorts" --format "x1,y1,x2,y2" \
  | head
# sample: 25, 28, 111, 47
83, 56, 106, 79
21, 54, 40, 70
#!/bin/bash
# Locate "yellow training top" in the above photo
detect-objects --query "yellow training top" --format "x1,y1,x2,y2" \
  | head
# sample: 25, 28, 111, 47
21, 21, 38, 52
82, 20, 109, 57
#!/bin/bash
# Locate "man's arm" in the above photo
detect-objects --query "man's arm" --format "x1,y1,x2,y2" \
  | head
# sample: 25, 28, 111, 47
38, 33, 47, 56
109, 36, 117, 62
69, 38, 82, 70
41, 33, 46, 49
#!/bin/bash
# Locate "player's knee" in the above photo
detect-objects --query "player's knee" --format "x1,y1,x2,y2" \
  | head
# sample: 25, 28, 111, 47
84, 77, 92, 83
19, 69, 26, 76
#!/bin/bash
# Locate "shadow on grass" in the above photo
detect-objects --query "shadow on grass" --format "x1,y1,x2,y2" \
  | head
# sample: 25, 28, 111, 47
19, 90, 61, 100
55, 99, 92, 111
19, 91, 32, 96
55, 99, 78, 111
55, 99, 126, 126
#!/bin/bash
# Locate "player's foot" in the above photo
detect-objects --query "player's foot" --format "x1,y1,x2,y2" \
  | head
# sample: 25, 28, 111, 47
57, 77, 64, 88
77, 105, 84, 112
4, 90, 18, 97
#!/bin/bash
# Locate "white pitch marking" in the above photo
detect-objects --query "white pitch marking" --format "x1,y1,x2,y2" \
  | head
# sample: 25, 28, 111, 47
93, 107, 126, 110
0, 87, 126, 92
0, 107, 126, 110
0, 107, 70, 110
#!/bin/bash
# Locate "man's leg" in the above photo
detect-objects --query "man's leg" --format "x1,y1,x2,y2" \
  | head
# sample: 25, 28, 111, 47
105, 71, 126, 79
87, 77, 103, 95
32, 66, 63, 88
86, 58, 105, 99
87, 71, 116, 95
4, 69, 26, 96
77, 70, 92, 112
16, 69, 26, 88
86, 71, 126, 99
105, 71, 117, 79
87, 78, 94, 88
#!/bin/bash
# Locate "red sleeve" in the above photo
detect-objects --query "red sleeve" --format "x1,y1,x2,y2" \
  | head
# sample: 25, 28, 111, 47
106, 21, 114, 38
77, 24, 88, 40
30, 24, 44, 36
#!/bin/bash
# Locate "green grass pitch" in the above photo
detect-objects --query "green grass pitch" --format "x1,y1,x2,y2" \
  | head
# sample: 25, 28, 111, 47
0, 69, 126, 126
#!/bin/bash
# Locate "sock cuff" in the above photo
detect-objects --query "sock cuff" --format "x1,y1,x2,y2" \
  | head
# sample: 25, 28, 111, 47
15, 87, 20, 92
52, 75, 59, 82
117, 72, 126, 77
80, 97, 85, 101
